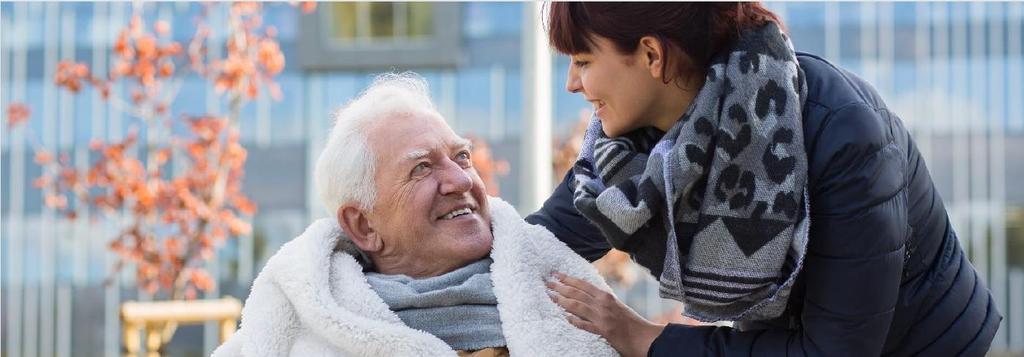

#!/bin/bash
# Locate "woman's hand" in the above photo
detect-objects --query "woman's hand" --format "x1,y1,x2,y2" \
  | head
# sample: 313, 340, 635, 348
546, 272, 666, 357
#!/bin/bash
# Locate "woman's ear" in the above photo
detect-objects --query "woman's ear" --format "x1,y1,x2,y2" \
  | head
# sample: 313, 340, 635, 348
638, 36, 665, 79
337, 205, 382, 253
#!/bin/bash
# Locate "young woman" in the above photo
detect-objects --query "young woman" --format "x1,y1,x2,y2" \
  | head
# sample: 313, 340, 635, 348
525, 3, 1001, 356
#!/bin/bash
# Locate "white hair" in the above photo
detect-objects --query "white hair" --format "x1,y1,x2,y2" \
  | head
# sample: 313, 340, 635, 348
314, 72, 440, 215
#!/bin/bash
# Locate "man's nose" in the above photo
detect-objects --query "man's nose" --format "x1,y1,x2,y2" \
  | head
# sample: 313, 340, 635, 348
438, 160, 473, 195
566, 65, 582, 93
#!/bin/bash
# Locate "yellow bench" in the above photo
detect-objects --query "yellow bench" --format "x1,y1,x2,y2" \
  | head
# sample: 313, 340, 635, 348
120, 297, 242, 357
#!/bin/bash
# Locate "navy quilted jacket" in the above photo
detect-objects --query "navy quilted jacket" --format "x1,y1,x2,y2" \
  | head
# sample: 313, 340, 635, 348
526, 53, 1002, 356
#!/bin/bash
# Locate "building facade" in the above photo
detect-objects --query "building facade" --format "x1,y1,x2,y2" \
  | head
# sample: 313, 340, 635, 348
2, 2, 1022, 355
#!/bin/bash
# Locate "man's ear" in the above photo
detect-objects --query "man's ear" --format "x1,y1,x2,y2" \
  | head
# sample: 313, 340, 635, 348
337, 205, 382, 253
638, 36, 666, 79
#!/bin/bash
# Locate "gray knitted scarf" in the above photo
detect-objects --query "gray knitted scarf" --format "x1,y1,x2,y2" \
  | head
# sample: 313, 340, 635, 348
365, 258, 505, 350
571, 22, 810, 322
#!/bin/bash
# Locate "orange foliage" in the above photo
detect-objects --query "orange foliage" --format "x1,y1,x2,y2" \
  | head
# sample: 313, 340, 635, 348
5, 102, 31, 128
20, 3, 304, 299
592, 249, 638, 287
552, 108, 593, 181
300, 2, 318, 14
34, 151, 54, 165
467, 135, 510, 196
552, 109, 642, 288
193, 2, 287, 101
54, 61, 91, 93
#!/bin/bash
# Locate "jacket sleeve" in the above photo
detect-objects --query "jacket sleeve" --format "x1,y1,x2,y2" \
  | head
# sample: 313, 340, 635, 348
525, 170, 612, 262
648, 103, 909, 356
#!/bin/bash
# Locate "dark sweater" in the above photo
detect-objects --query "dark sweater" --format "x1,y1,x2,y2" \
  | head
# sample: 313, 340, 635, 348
526, 53, 1001, 356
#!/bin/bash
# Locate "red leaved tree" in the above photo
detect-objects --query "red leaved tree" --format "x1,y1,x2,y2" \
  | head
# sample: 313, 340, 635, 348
5, 2, 314, 300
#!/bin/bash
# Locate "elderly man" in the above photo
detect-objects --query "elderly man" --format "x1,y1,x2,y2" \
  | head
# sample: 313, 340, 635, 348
212, 74, 619, 357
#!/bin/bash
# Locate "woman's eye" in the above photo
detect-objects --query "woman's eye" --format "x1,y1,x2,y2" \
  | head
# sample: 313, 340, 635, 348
573, 60, 589, 68
411, 162, 430, 176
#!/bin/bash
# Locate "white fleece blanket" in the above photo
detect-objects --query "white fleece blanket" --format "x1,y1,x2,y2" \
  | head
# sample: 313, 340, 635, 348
211, 196, 619, 357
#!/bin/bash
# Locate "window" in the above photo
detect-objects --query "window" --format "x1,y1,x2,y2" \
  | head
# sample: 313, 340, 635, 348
326, 3, 434, 43
299, 2, 461, 70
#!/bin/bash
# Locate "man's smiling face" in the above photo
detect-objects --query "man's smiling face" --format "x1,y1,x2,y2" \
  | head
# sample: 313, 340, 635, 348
363, 111, 493, 277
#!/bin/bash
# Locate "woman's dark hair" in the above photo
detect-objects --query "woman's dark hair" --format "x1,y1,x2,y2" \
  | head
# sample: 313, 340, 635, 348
548, 2, 784, 83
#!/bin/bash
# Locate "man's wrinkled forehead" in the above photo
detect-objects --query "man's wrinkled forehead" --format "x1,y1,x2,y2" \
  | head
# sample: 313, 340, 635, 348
369, 112, 471, 164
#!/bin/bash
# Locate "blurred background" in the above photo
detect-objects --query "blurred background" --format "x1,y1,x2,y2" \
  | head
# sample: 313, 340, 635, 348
1, 2, 1022, 356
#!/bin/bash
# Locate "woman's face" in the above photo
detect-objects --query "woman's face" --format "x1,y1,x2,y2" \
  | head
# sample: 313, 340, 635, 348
565, 35, 666, 137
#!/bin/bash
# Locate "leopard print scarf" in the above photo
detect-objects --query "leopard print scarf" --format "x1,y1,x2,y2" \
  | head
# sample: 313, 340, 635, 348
571, 22, 810, 322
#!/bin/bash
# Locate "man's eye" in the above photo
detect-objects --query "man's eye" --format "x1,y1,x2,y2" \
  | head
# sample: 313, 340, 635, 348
412, 162, 430, 176
455, 151, 472, 167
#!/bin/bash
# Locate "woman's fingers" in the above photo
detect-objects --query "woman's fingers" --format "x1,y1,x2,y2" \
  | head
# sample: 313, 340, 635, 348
552, 280, 598, 319
546, 275, 592, 301
547, 271, 666, 357
554, 271, 606, 297
554, 272, 620, 311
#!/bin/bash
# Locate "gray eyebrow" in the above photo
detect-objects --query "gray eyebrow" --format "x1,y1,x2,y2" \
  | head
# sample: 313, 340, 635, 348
453, 137, 473, 151
403, 138, 472, 162
403, 149, 430, 161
